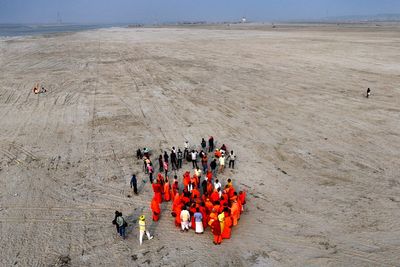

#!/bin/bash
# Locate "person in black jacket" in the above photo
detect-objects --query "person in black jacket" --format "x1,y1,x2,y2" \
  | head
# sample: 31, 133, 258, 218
210, 159, 217, 177
177, 149, 183, 169
158, 155, 163, 172
112, 211, 122, 234
208, 136, 214, 152
163, 151, 169, 165
130, 174, 138, 195
170, 150, 177, 170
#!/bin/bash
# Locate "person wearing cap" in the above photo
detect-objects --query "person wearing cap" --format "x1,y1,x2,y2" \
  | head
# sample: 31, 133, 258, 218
138, 215, 153, 245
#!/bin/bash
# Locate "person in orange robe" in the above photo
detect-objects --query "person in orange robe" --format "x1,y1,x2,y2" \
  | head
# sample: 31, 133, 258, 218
211, 218, 222, 245
231, 200, 240, 226
205, 198, 214, 213
151, 197, 161, 221
189, 203, 197, 230
164, 178, 171, 201
191, 187, 200, 200
174, 205, 182, 227
183, 171, 191, 188
221, 208, 232, 239
207, 181, 214, 196
152, 181, 162, 203
210, 189, 220, 204
206, 170, 213, 181
172, 193, 181, 212
191, 175, 198, 188
172, 180, 179, 197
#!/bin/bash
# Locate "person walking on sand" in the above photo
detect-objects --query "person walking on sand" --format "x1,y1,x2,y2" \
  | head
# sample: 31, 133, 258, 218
112, 211, 122, 235
210, 159, 217, 177
191, 150, 198, 169
163, 151, 169, 165
170, 149, 177, 170
130, 174, 138, 195
180, 207, 191, 232
148, 163, 154, 183
366, 88, 371, 98
208, 136, 214, 152
116, 212, 128, 239
227, 150, 236, 169
183, 141, 189, 159
158, 155, 163, 172
201, 138, 207, 151
177, 148, 183, 169
218, 154, 225, 173
138, 215, 153, 245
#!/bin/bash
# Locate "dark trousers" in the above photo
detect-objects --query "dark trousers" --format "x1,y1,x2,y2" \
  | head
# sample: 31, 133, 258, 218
208, 144, 214, 152
149, 173, 153, 183
192, 160, 198, 169
118, 225, 126, 238
229, 160, 235, 169
132, 184, 138, 194
171, 159, 177, 170
177, 159, 182, 169
183, 149, 188, 159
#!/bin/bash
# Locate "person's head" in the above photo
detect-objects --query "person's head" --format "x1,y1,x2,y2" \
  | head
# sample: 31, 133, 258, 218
196, 207, 200, 212
227, 178, 231, 183
196, 167, 199, 170
178, 148, 181, 152
139, 215, 145, 221
215, 200, 220, 205
132, 174, 136, 178
213, 159, 216, 162
215, 179, 219, 183
217, 188, 221, 192
192, 150, 195, 153
174, 175, 178, 179
234, 192, 238, 196
172, 146, 175, 150
231, 150, 233, 154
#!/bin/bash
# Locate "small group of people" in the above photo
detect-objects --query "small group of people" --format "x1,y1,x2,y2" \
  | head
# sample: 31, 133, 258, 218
32, 83, 47, 94
149, 168, 246, 245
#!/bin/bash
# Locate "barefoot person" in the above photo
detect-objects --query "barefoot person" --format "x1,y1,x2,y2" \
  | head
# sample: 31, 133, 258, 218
194, 208, 204, 234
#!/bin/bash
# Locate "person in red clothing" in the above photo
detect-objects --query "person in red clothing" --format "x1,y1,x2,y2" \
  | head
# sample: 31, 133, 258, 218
164, 177, 171, 201
172, 180, 179, 197
221, 207, 232, 239
199, 202, 208, 229
205, 198, 214, 213
151, 197, 161, 221
191, 187, 200, 200
183, 172, 191, 188
211, 217, 222, 245
210, 189, 220, 204
152, 181, 162, 203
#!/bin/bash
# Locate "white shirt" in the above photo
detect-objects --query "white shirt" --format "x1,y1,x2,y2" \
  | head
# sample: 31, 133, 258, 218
214, 182, 221, 191
180, 210, 190, 222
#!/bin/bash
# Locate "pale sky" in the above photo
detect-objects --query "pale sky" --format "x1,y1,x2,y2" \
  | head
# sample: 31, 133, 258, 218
0, 0, 399, 24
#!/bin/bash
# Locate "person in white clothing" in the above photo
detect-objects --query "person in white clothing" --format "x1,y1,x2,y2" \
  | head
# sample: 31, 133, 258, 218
180, 207, 190, 232
214, 179, 222, 191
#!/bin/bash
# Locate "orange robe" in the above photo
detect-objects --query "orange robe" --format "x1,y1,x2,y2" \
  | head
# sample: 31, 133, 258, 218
152, 183, 162, 203
231, 202, 240, 226
164, 182, 171, 201
222, 214, 232, 239
151, 198, 161, 221
191, 188, 200, 200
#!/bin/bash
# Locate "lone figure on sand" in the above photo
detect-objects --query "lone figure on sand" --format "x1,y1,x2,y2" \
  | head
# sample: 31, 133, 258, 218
139, 215, 154, 245
366, 88, 371, 98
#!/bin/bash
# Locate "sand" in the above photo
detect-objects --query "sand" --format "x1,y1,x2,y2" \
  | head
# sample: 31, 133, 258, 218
0, 24, 399, 266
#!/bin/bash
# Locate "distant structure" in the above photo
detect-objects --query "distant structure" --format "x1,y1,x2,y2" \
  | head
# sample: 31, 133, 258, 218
57, 12, 62, 24
241, 17, 247, 23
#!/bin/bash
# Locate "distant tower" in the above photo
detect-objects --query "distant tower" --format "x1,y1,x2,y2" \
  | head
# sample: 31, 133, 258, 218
241, 17, 247, 23
57, 12, 62, 24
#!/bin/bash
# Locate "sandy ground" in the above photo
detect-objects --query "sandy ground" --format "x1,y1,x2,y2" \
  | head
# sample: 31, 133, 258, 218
0, 24, 400, 266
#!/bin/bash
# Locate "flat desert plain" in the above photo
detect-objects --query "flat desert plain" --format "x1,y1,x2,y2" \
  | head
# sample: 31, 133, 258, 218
0, 24, 400, 266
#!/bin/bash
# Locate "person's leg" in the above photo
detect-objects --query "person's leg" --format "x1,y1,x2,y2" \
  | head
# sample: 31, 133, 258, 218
134, 185, 138, 194
140, 230, 144, 245
232, 160, 235, 169
121, 226, 126, 239
192, 161, 195, 169
146, 230, 152, 239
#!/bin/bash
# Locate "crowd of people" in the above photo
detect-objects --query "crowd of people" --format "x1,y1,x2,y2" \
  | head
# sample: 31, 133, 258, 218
114, 137, 244, 246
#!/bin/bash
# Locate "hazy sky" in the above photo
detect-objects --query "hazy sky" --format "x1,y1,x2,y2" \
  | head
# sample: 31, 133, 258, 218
0, 0, 399, 24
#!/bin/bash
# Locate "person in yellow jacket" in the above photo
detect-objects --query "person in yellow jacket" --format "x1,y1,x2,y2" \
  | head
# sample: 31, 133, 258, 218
138, 215, 154, 245
218, 211, 225, 234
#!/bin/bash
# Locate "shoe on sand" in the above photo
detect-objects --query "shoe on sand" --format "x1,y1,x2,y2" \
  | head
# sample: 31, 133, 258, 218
149, 236, 154, 240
